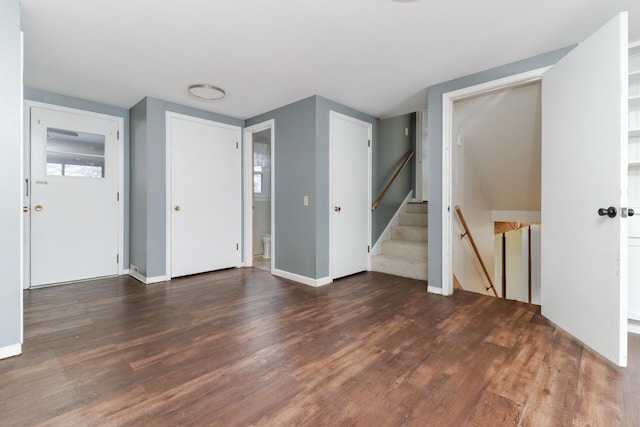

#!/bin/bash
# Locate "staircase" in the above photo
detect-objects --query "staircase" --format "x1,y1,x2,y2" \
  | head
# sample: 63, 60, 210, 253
371, 202, 428, 280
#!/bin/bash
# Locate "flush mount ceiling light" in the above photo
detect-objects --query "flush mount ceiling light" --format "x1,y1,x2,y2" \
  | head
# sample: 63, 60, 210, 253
188, 84, 226, 100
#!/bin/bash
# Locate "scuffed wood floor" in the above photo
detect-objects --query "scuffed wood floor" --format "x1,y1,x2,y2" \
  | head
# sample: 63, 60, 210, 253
1, 269, 638, 426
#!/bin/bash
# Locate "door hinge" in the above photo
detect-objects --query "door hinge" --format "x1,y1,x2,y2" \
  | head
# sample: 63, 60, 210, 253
25, 178, 29, 197
368, 139, 371, 147
236, 142, 239, 149
117, 130, 120, 140
116, 254, 119, 264
116, 192, 120, 202
236, 243, 239, 251
367, 245, 370, 253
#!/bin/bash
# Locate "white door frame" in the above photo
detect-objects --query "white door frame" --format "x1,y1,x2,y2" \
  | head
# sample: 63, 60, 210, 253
165, 111, 243, 278
243, 120, 275, 269
22, 100, 125, 289
329, 110, 373, 278
440, 67, 549, 296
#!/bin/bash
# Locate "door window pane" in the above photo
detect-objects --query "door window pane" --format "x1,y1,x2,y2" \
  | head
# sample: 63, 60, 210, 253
46, 127, 106, 178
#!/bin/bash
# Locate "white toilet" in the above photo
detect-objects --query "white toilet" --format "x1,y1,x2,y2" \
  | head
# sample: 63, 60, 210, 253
262, 234, 272, 259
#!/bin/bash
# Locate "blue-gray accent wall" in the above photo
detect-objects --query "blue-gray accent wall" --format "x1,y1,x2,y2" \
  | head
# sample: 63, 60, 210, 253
0, 0, 22, 352
129, 97, 244, 278
426, 46, 575, 290
24, 88, 132, 269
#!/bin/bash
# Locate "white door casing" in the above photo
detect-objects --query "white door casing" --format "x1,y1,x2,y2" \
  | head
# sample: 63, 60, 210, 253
541, 13, 628, 366
29, 105, 122, 287
330, 111, 372, 279
166, 112, 242, 278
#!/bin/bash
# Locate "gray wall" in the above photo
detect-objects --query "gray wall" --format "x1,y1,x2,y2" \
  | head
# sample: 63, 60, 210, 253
246, 97, 318, 278
130, 99, 147, 275
373, 113, 416, 243
246, 95, 377, 280
24, 88, 131, 269
0, 0, 22, 351
426, 47, 574, 289
129, 97, 244, 278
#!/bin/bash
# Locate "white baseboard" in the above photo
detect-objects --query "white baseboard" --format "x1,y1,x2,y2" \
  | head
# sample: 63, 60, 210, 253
121, 269, 130, 275
0, 343, 22, 360
427, 285, 443, 295
371, 190, 413, 256
629, 319, 640, 335
272, 269, 332, 287
128, 269, 168, 285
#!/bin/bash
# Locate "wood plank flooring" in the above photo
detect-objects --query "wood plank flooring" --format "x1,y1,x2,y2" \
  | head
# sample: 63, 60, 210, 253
1, 269, 639, 426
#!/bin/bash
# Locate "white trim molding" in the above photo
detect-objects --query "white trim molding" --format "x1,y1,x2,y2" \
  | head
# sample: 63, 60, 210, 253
272, 269, 332, 288
0, 344, 22, 360
427, 285, 443, 295
128, 268, 168, 285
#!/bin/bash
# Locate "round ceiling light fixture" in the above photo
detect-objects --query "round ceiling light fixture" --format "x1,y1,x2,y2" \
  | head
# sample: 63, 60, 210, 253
188, 84, 226, 100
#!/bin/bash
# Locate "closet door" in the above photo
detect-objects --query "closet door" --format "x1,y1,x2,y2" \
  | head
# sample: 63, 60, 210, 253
167, 113, 241, 278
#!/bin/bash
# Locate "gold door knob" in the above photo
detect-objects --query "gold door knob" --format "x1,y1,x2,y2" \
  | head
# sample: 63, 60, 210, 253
22, 206, 28, 213
174, 206, 181, 211
34, 205, 43, 212
334, 206, 341, 212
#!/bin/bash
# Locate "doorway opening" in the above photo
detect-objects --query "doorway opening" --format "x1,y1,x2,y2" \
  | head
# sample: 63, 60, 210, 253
243, 120, 275, 271
450, 80, 542, 302
252, 128, 272, 271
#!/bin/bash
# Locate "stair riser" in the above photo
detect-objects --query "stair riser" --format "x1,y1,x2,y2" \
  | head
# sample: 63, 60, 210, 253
381, 241, 428, 261
371, 256, 428, 281
399, 213, 428, 227
407, 203, 428, 214
391, 226, 428, 242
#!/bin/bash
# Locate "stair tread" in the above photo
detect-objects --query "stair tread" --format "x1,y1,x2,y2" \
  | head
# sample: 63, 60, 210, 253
373, 254, 427, 264
371, 254, 428, 280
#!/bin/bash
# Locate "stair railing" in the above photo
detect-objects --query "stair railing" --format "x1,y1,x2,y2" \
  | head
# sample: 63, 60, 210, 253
371, 149, 415, 211
454, 205, 499, 298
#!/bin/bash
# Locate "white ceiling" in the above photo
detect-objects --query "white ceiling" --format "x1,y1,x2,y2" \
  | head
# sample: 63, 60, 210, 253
454, 81, 541, 211
20, 0, 640, 120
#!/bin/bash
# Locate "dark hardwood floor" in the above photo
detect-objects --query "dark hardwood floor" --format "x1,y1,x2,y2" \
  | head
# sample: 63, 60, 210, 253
1, 269, 639, 426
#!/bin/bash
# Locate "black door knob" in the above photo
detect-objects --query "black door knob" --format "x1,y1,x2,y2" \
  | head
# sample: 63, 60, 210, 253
629, 208, 635, 217
598, 207, 617, 218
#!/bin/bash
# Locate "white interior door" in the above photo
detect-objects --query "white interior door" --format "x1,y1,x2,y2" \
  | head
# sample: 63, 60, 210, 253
330, 111, 371, 279
168, 113, 241, 278
30, 107, 120, 286
541, 13, 628, 366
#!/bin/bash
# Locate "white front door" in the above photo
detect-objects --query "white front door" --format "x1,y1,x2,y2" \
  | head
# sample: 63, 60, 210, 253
330, 111, 371, 279
167, 113, 242, 278
30, 106, 120, 287
541, 13, 628, 366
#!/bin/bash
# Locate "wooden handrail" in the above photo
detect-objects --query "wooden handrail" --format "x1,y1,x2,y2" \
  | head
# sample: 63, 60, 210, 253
371, 149, 415, 211
454, 205, 499, 298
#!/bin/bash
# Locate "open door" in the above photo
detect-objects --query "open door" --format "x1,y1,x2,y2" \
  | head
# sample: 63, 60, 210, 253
541, 13, 628, 366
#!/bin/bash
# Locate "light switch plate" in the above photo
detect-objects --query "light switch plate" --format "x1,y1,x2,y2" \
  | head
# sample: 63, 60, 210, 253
303, 196, 309, 206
